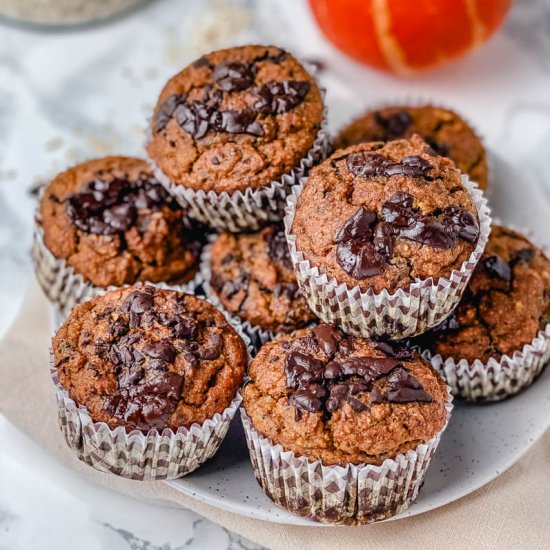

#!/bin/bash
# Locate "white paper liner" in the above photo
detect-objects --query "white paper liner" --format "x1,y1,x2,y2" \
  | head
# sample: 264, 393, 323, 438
49, 289, 254, 480
284, 175, 492, 339
146, 110, 331, 233
423, 324, 550, 402
240, 389, 453, 525
32, 221, 202, 319
333, 97, 492, 189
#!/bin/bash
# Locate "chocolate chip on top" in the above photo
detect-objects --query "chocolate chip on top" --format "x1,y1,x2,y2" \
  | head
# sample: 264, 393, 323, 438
421, 225, 550, 363
209, 223, 315, 333
53, 286, 247, 432
292, 135, 481, 293
243, 323, 449, 465
147, 45, 324, 193
65, 175, 171, 236
285, 324, 431, 420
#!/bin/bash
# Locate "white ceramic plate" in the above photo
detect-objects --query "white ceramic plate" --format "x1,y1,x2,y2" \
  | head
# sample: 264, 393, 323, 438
166, 154, 550, 525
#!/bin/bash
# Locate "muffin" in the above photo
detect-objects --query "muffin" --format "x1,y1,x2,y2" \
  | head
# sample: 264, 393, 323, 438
421, 225, 550, 401
242, 323, 451, 524
204, 223, 316, 344
334, 105, 488, 190
285, 135, 491, 338
34, 156, 204, 315
51, 284, 248, 479
146, 45, 328, 231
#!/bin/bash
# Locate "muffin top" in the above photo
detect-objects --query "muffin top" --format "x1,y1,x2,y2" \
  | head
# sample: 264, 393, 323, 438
53, 285, 247, 432
209, 223, 316, 333
291, 135, 480, 293
40, 156, 204, 288
334, 105, 488, 190
422, 225, 550, 363
147, 45, 323, 193
243, 324, 448, 465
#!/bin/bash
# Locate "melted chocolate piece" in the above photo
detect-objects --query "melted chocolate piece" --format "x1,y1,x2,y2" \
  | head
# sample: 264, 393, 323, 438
213, 61, 254, 92
371, 340, 414, 360
155, 94, 186, 133
386, 367, 432, 403
253, 80, 311, 116
283, 325, 432, 419
424, 136, 449, 157
335, 207, 388, 279
312, 324, 343, 358
482, 255, 512, 282
512, 248, 535, 265
264, 224, 292, 269
346, 152, 432, 180
375, 110, 412, 139
142, 341, 177, 363
65, 176, 171, 236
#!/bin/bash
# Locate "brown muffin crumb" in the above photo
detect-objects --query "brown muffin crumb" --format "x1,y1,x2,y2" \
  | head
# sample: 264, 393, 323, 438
291, 135, 480, 293
421, 225, 550, 363
40, 156, 204, 288
243, 324, 448, 465
53, 285, 247, 431
209, 223, 316, 333
334, 105, 488, 190
147, 45, 324, 193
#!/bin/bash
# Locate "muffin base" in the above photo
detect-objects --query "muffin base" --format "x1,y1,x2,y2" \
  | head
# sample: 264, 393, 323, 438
284, 175, 492, 339
32, 223, 201, 318
240, 393, 453, 525
146, 112, 330, 232
425, 324, 550, 402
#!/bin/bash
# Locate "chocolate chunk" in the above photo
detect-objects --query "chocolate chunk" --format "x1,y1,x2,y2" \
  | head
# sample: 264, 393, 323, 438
369, 386, 384, 404
346, 152, 432, 179
172, 317, 198, 340
274, 282, 299, 299
443, 206, 479, 244
512, 247, 535, 265
65, 176, 170, 236
253, 80, 311, 115
264, 224, 292, 269
154, 94, 185, 133
371, 340, 414, 360
334, 356, 402, 381
121, 290, 154, 314
200, 333, 222, 360
284, 351, 325, 388
142, 341, 177, 363
375, 110, 412, 138
347, 396, 369, 412
213, 61, 254, 92
482, 255, 512, 282
335, 207, 376, 243
386, 367, 432, 403
424, 136, 449, 157
312, 324, 343, 358
192, 56, 212, 69
290, 388, 322, 414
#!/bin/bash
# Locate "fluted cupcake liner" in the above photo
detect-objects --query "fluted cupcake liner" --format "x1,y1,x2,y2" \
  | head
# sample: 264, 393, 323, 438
240, 392, 453, 525
50, 295, 253, 480
32, 223, 202, 319
334, 97, 493, 189
146, 110, 331, 233
424, 322, 550, 403
284, 175, 492, 339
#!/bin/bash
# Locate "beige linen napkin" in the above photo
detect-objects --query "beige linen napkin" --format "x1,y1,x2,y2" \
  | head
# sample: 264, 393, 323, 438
1, 281, 549, 550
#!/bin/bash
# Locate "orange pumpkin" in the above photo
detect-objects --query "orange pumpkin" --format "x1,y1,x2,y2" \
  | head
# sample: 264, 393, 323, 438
309, 0, 512, 75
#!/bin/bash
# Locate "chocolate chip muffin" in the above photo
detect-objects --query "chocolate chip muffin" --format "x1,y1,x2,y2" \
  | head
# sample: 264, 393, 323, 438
53, 285, 247, 432
334, 105, 488, 190
422, 225, 550, 363
147, 45, 324, 194
243, 323, 449, 465
208, 223, 316, 334
39, 156, 204, 288
291, 135, 480, 294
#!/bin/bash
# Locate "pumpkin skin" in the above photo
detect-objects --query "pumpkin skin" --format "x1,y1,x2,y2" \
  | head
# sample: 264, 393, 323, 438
309, 0, 512, 75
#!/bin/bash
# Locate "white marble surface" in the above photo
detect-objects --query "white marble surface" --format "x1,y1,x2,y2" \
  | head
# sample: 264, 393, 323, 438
1, 0, 550, 548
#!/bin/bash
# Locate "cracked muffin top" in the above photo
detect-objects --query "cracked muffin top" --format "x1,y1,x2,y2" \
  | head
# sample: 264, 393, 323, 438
209, 223, 316, 333
243, 324, 449, 465
40, 156, 204, 288
291, 135, 480, 293
334, 105, 488, 190
53, 285, 247, 432
421, 225, 550, 363
146, 45, 324, 193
